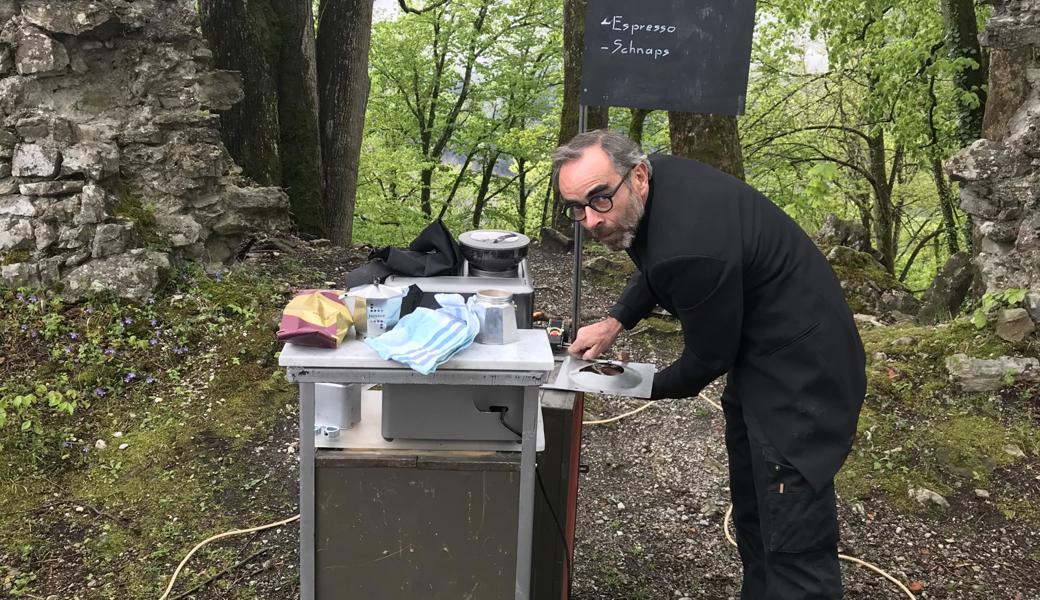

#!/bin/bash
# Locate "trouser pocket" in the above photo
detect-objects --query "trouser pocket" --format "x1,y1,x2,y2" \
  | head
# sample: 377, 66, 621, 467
762, 446, 839, 553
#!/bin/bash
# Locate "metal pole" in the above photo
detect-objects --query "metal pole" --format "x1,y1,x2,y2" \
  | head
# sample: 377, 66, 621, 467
570, 105, 588, 342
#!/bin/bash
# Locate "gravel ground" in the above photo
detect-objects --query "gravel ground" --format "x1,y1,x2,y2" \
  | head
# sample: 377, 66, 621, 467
66, 238, 1035, 600
522, 243, 1040, 600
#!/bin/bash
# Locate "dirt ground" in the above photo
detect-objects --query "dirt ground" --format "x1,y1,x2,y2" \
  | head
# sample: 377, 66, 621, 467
5, 238, 1038, 599
273, 240, 1040, 600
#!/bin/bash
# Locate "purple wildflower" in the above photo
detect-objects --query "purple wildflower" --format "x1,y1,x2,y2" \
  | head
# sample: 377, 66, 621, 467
20, 324, 27, 331
123, 372, 136, 384
104, 348, 115, 355
149, 338, 158, 346
174, 346, 188, 355
62, 440, 71, 448
146, 376, 155, 384
94, 388, 107, 397
28, 295, 37, 303
150, 319, 157, 327
16, 292, 25, 302
81, 447, 90, 454
30, 329, 37, 338
69, 332, 78, 340
63, 346, 72, 354
85, 307, 93, 314
123, 316, 133, 326
147, 296, 156, 305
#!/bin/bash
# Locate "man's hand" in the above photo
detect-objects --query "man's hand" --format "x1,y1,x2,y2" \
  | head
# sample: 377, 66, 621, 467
568, 316, 624, 360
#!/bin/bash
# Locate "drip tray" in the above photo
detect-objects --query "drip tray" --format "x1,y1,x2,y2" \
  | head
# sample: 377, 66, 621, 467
542, 356, 655, 398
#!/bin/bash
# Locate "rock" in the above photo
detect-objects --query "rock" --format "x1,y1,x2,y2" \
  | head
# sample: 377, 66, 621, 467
0, 1, 17, 26
0, 43, 11, 76
945, 353, 1040, 392
917, 252, 975, 324
18, 180, 85, 197
21, 0, 114, 36
91, 221, 134, 258
540, 226, 573, 252
816, 214, 870, 252
0, 178, 17, 194
57, 223, 94, 249
853, 314, 884, 328
0, 194, 35, 217
11, 143, 59, 177
974, 488, 990, 499
94, 439, 106, 450
891, 336, 915, 347
995, 308, 1036, 342
155, 213, 201, 247
34, 221, 56, 250
0, 161, 10, 178
74, 183, 111, 225
909, 487, 950, 510
63, 249, 170, 302
0, 217, 33, 250
881, 289, 921, 316
192, 70, 243, 111
0, 129, 14, 155
1004, 444, 1026, 459
60, 142, 120, 179
584, 254, 633, 283
1, 261, 38, 286
8, 20, 70, 75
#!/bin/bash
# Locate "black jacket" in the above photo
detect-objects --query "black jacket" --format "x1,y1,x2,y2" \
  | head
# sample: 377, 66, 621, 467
608, 155, 866, 490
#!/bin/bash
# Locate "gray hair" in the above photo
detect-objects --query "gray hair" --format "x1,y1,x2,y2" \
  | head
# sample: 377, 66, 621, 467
551, 129, 652, 190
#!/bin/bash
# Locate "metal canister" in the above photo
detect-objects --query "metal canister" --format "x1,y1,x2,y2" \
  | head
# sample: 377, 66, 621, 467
473, 289, 519, 345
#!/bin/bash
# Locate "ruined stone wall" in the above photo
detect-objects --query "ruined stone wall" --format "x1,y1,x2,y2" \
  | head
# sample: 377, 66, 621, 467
0, 0, 290, 300
947, 0, 1040, 330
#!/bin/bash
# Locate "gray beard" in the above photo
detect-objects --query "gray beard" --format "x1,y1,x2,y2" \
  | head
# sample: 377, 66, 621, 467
601, 194, 645, 251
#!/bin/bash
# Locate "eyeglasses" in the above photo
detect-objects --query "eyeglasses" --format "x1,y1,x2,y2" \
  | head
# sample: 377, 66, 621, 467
561, 166, 634, 222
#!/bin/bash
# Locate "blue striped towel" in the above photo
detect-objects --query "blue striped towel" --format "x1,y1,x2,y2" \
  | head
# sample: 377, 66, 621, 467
364, 294, 479, 375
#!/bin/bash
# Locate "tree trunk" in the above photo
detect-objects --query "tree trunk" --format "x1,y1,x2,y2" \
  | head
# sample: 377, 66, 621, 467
272, 0, 325, 238
941, 0, 987, 144
866, 132, 896, 273
628, 108, 651, 145
199, 0, 282, 186
516, 157, 528, 234
552, 0, 608, 231
930, 155, 961, 255
667, 112, 745, 180
472, 151, 500, 228
317, 0, 374, 246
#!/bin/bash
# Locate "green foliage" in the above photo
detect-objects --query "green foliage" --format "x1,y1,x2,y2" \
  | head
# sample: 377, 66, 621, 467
357, 0, 561, 244
972, 288, 1028, 329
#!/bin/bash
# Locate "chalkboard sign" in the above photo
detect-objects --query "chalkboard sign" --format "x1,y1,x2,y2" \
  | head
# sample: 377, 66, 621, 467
580, 0, 756, 115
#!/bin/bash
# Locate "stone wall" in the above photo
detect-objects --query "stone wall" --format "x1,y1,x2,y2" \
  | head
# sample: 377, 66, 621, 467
947, 0, 1040, 330
0, 0, 290, 300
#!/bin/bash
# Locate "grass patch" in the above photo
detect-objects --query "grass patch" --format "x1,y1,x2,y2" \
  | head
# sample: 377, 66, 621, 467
0, 261, 301, 598
837, 319, 1040, 517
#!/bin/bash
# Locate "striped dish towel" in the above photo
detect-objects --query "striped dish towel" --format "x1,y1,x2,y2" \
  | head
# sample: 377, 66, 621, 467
364, 294, 479, 374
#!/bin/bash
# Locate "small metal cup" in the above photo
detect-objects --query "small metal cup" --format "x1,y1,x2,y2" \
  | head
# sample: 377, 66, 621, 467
473, 289, 518, 345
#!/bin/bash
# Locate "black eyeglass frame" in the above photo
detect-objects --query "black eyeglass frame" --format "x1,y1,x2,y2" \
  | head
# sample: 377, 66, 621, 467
560, 165, 635, 222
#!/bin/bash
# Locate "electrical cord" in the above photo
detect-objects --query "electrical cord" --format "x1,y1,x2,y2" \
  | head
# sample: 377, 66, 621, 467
159, 513, 300, 600
584, 392, 917, 599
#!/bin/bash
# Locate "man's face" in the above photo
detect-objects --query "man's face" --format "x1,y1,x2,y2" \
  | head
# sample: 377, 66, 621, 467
557, 146, 648, 251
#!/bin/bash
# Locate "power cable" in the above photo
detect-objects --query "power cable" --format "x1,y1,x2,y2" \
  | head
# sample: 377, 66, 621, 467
159, 513, 300, 600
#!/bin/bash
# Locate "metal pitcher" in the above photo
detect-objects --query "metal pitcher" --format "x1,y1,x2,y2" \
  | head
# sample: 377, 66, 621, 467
473, 289, 519, 345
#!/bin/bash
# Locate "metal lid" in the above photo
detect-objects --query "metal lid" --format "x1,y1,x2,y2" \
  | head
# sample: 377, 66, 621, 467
459, 230, 530, 251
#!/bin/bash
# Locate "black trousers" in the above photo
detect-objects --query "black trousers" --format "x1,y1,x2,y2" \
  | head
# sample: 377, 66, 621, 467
722, 388, 843, 600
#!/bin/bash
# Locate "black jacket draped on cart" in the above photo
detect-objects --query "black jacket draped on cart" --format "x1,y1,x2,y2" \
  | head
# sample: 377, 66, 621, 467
607, 155, 866, 491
